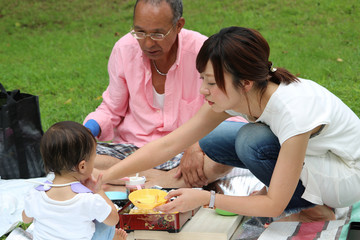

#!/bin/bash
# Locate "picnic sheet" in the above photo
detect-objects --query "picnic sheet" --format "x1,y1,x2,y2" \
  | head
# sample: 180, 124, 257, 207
257, 202, 360, 240
1, 169, 358, 239
1, 168, 262, 238
0, 174, 53, 236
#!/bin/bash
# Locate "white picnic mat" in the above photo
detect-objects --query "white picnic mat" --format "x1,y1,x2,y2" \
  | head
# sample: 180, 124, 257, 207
0, 174, 54, 237
0, 169, 263, 238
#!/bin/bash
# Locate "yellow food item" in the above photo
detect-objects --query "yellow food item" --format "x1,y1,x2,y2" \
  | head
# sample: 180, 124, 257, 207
129, 208, 160, 214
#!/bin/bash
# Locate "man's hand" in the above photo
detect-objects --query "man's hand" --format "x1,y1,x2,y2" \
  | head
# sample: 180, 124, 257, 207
174, 142, 208, 187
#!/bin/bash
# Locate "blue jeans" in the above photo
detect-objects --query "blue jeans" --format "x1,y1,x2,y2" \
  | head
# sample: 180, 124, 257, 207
199, 121, 314, 212
92, 220, 115, 240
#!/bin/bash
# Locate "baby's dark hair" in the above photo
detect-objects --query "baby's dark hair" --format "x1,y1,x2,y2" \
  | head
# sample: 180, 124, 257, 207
40, 121, 97, 175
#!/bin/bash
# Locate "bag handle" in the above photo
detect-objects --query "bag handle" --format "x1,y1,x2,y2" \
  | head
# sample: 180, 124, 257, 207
0, 83, 17, 104
0, 83, 8, 95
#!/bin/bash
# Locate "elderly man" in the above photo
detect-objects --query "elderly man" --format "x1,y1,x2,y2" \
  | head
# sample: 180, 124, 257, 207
84, 0, 246, 188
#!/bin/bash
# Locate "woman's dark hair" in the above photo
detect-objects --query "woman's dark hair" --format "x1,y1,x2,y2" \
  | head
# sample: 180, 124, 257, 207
196, 26, 298, 96
40, 121, 97, 175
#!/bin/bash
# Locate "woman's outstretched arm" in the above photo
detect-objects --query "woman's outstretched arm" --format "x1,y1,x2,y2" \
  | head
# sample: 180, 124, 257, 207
102, 103, 230, 183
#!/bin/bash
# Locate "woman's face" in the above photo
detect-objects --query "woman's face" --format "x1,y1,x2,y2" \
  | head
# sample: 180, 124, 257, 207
200, 61, 243, 113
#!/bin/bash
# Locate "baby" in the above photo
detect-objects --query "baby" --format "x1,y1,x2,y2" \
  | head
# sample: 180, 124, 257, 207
22, 121, 127, 240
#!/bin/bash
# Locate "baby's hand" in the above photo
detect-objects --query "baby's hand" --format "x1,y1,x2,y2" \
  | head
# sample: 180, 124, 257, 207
82, 173, 103, 193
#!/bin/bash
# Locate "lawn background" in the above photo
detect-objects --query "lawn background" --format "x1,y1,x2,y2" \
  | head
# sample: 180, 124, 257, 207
0, 0, 359, 238
1, 0, 359, 132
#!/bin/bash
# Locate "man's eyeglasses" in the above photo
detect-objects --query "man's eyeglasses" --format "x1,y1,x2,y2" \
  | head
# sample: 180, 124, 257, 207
131, 24, 175, 41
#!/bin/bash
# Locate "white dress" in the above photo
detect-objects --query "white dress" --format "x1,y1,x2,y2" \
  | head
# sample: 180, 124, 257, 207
24, 189, 111, 240
230, 78, 360, 208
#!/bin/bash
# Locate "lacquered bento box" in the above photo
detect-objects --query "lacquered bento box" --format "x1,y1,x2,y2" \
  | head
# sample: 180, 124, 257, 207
117, 201, 199, 233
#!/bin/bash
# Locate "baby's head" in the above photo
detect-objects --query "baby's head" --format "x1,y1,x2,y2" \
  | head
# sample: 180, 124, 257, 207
40, 121, 97, 175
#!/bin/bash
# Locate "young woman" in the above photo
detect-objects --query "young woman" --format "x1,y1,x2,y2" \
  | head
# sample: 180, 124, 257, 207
22, 121, 127, 240
103, 27, 360, 222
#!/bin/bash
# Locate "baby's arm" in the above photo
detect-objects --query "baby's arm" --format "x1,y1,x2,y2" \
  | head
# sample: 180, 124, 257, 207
98, 189, 119, 226
22, 210, 33, 224
83, 173, 119, 225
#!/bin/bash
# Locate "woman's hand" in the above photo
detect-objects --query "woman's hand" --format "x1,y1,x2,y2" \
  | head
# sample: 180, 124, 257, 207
155, 188, 210, 213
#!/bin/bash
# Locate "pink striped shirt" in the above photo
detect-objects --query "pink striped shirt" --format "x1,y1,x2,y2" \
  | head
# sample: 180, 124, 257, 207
84, 29, 208, 147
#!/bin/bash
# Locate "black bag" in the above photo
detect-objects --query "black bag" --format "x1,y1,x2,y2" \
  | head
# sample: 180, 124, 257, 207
0, 83, 46, 179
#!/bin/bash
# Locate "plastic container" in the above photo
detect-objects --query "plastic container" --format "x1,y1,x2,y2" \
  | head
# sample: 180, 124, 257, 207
105, 191, 128, 208
215, 208, 238, 216
105, 191, 127, 200
125, 176, 146, 196
128, 188, 168, 209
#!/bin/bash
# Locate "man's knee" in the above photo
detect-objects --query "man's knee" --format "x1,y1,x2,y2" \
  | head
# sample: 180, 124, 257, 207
94, 154, 121, 169
203, 155, 232, 176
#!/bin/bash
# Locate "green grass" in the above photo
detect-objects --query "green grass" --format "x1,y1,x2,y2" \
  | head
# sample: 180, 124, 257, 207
1, 0, 359, 132
1, 222, 31, 239
0, 0, 359, 236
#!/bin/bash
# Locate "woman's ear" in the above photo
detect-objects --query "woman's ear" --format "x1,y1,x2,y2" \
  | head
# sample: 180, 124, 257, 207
78, 160, 86, 174
242, 80, 254, 92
